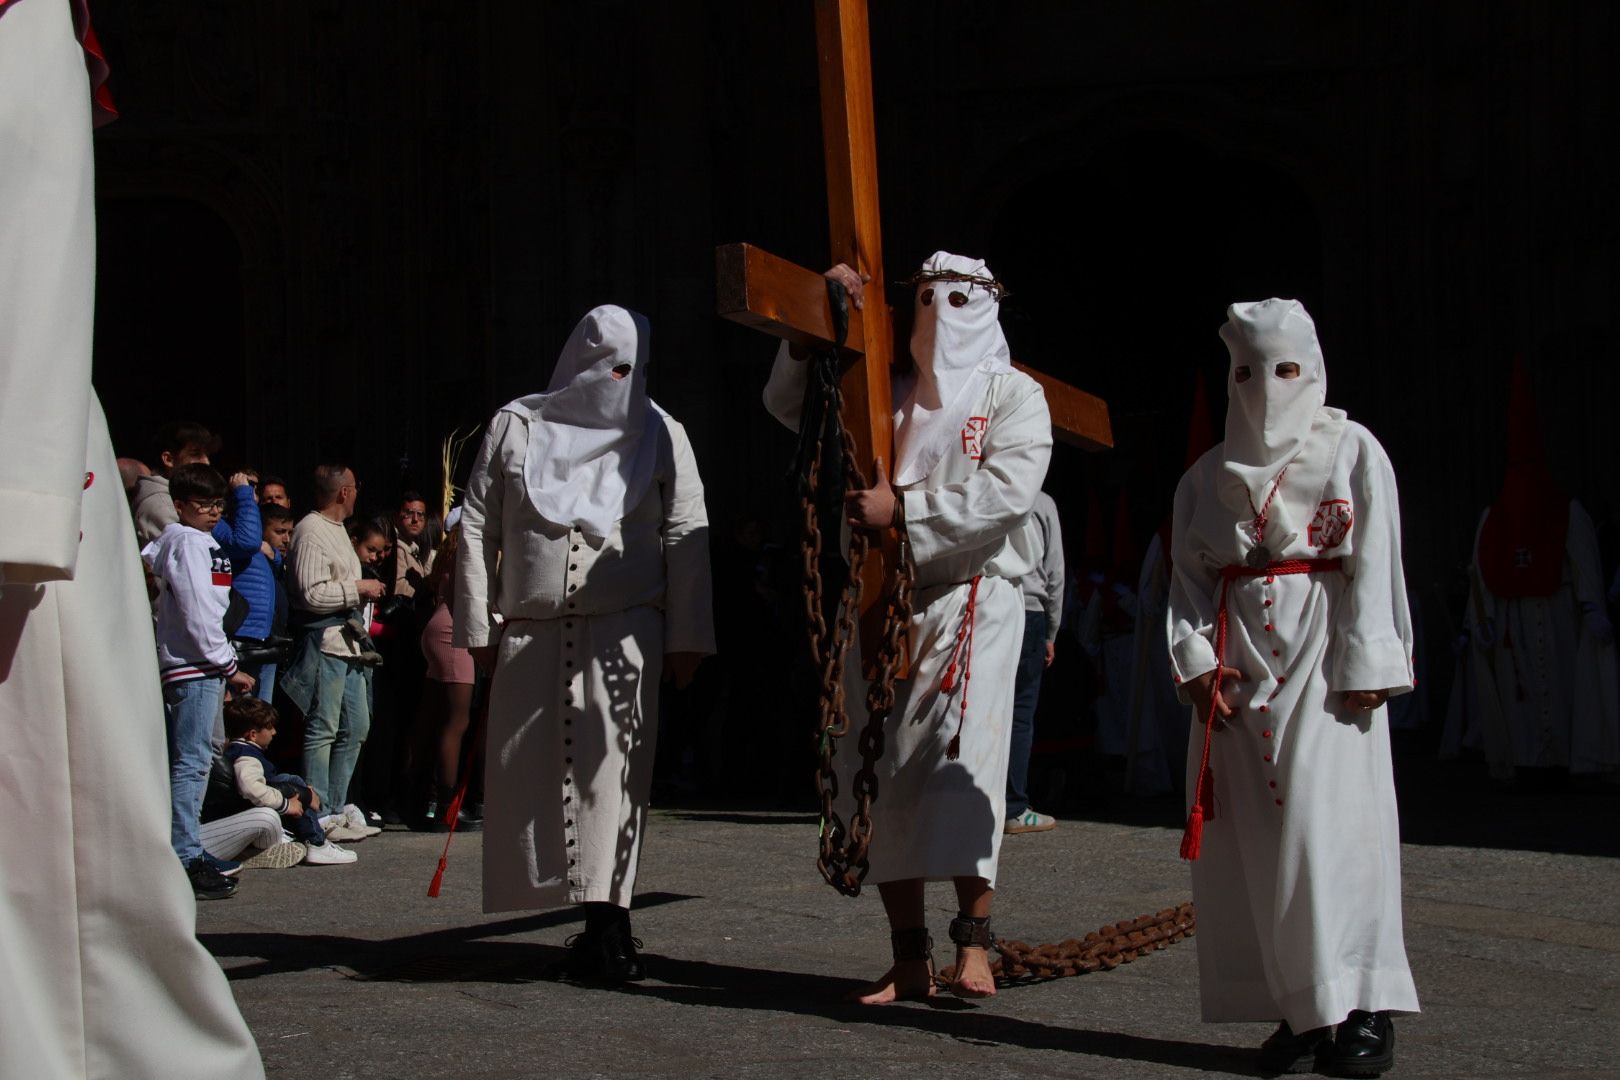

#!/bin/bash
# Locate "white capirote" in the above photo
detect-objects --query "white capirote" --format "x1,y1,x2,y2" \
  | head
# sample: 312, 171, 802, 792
509, 304, 661, 543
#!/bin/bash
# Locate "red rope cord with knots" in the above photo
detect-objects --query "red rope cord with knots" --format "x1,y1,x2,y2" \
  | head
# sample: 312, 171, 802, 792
940, 575, 982, 760
1181, 557, 1342, 860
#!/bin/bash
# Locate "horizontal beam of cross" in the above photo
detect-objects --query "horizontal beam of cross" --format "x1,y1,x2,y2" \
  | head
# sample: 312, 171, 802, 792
718, 242, 1114, 450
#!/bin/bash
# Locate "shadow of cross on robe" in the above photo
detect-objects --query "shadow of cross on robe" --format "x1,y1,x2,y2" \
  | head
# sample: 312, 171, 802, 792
715, 0, 1114, 672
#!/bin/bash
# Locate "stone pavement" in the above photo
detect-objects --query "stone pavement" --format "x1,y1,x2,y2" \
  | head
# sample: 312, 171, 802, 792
195, 803, 1620, 1080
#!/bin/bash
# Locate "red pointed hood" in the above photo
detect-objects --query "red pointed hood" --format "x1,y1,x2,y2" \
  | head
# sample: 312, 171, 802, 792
1184, 369, 1217, 469
1077, 489, 1108, 601
1159, 372, 1220, 569
1477, 358, 1569, 598
1111, 490, 1136, 583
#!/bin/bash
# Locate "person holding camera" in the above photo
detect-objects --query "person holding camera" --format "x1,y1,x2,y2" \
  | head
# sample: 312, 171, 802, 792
281, 464, 386, 820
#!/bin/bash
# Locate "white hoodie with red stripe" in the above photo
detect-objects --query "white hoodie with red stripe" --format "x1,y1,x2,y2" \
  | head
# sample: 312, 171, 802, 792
142, 521, 238, 684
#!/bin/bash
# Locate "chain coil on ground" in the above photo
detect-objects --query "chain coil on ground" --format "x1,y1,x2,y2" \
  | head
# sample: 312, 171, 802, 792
980, 903, 1197, 984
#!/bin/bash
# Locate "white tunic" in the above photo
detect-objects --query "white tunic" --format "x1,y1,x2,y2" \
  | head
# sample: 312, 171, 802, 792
765, 349, 1052, 885
456, 408, 714, 911
0, 2, 262, 1074
1167, 416, 1420, 1031
1443, 501, 1620, 776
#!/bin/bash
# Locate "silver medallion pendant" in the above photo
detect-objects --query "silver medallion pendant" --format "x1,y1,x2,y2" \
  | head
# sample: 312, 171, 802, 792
1246, 545, 1272, 569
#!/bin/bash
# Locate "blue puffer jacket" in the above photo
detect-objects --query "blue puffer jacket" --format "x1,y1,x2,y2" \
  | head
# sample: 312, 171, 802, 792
217, 485, 272, 640
232, 546, 282, 642
213, 483, 262, 562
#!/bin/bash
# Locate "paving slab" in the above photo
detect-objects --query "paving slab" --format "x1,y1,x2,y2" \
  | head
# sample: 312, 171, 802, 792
196, 809, 1620, 1079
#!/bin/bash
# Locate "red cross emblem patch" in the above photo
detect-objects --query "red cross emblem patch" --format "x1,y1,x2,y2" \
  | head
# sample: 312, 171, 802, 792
1309, 499, 1353, 550
961, 416, 989, 460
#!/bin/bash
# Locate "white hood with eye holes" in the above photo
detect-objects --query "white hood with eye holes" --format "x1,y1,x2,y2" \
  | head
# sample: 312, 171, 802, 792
1219, 298, 1332, 510
500, 304, 663, 542
893, 251, 1013, 487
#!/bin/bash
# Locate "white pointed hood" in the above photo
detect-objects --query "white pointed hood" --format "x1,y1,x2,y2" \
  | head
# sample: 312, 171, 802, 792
893, 251, 1013, 487
1219, 298, 1330, 507
500, 305, 662, 542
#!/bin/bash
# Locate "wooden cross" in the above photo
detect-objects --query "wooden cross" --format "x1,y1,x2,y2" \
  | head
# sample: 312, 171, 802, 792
716, 0, 1113, 670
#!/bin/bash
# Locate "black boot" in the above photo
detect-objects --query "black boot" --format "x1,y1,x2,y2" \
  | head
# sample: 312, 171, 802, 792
562, 904, 644, 983
599, 906, 646, 983
1320, 1011, 1395, 1078
1258, 1020, 1332, 1074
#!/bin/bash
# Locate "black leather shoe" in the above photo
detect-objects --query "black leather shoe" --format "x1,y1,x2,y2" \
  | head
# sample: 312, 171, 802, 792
560, 930, 606, 980
1320, 1010, 1395, 1077
1258, 1020, 1331, 1074
185, 857, 238, 901
598, 919, 647, 983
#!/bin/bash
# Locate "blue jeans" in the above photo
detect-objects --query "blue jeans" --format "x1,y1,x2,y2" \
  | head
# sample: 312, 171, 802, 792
164, 676, 226, 864
248, 660, 277, 702
297, 652, 371, 809
1005, 610, 1048, 819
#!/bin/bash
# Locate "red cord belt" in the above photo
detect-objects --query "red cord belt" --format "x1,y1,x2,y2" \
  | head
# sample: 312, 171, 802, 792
1181, 558, 1342, 860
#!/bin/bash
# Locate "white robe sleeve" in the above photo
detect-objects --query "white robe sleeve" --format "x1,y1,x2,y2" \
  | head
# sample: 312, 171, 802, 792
454, 411, 511, 649
901, 378, 1052, 567
1326, 440, 1416, 695
762, 341, 808, 433
659, 418, 716, 656
1166, 470, 1220, 693
0, 5, 96, 583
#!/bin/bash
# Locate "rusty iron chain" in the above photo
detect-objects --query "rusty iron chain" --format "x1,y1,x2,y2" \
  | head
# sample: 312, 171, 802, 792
943, 904, 1196, 986
798, 349, 913, 897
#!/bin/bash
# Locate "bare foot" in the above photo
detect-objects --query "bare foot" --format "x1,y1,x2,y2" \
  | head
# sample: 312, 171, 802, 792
948, 946, 997, 998
846, 959, 935, 1004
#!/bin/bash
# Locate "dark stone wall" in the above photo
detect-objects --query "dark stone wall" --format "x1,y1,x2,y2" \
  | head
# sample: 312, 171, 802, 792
88, 1, 1619, 647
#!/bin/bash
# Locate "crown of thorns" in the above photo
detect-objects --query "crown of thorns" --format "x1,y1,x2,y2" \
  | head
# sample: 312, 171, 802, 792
897, 268, 1011, 301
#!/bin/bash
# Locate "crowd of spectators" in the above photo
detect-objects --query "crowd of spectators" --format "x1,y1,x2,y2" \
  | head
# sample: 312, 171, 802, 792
125, 421, 479, 900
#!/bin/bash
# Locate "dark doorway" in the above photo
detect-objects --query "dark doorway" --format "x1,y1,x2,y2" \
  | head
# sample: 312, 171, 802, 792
93, 197, 246, 464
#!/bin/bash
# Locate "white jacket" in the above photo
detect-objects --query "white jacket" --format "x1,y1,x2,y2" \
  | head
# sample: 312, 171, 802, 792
142, 522, 238, 684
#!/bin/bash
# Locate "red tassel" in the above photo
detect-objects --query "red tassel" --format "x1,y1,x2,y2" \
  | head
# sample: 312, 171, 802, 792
946, 734, 960, 760
1180, 805, 1205, 861
940, 664, 958, 692
1181, 765, 1215, 860
425, 688, 490, 898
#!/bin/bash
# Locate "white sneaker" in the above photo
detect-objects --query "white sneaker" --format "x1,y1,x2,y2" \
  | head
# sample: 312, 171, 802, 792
1004, 808, 1058, 834
239, 841, 308, 870
302, 841, 358, 865
325, 823, 370, 842
342, 803, 383, 837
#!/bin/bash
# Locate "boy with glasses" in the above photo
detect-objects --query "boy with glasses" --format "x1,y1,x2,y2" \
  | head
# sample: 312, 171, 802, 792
142, 463, 257, 899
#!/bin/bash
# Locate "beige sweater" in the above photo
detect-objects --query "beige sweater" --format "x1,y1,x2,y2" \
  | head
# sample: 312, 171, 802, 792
288, 510, 363, 658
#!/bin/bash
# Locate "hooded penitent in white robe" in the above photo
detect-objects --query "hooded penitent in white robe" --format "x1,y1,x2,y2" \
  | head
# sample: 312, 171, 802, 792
1167, 299, 1419, 1032
764, 252, 1052, 885
456, 306, 715, 912
1440, 362, 1620, 777
0, 2, 262, 1075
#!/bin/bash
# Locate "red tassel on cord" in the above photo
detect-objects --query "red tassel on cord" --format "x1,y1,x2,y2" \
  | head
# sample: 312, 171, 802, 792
426, 685, 489, 897
1180, 766, 1214, 860
1179, 806, 1205, 860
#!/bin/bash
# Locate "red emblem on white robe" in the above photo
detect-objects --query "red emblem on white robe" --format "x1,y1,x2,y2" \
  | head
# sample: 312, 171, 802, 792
961, 416, 988, 460
1309, 499, 1353, 550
